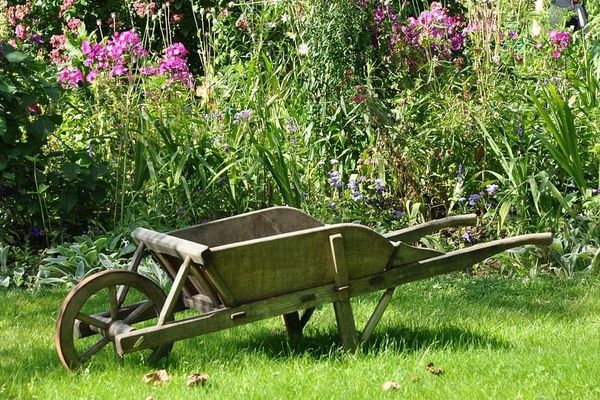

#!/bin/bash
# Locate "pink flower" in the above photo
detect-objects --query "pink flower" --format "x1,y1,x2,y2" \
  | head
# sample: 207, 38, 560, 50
236, 17, 248, 31
7, 4, 31, 26
86, 68, 98, 83
50, 34, 66, 49
535, 42, 542, 50
59, 0, 75, 18
170, 13, 183, 24
67, 18, 82, 34
552, 50, 561, 59
14, 24, 27, 40
59, 66, 84, 88
165, 42, 188, 58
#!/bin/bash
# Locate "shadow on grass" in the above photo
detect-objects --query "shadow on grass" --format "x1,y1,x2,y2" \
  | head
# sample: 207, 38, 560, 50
220, 323, 508, 361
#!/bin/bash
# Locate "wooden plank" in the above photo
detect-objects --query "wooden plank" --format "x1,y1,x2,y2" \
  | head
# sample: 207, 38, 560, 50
115, 232, 552, 354
384, 214, 477, 243
132, 228, 209, 265
168, 206, 324, 247
387, 242, 445, 268
158, 257, 191, 326
208, 224, 394, 304
329, 234, 358, 350
360, 288, 395, 342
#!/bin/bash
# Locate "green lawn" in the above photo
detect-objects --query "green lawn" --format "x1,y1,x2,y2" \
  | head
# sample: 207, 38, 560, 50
1, 275, 600, 399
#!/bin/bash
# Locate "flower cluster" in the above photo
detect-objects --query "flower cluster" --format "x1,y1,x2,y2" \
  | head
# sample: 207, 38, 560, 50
59, 0, 74, 18
328, 170, 344, 189
58, 66, 84, 88
548, 30, 570, 59
56, 29, 193, 88
133, 0, 157, 18
401, 2, 464, 60
157, 43, 193, 87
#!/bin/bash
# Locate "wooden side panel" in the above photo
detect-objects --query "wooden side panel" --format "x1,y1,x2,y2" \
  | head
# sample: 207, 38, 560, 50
168, 206, 324, 248
207, 224, 394, 304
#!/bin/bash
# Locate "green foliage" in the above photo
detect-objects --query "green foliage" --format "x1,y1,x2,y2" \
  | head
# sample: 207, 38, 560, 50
530, 85, 586, 193
37, 233, 134, 286
0, 43, 61, 242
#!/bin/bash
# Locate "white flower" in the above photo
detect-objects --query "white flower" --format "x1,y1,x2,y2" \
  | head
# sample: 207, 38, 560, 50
298, 43, 309, 56
281, 13, 289, 23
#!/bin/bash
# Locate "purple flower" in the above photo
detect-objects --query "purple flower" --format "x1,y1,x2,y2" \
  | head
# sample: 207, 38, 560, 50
87, 142, 95, 158
393, 209, 405, 219
592, 189, 600, 196
328, 170, 343, 189
31, 227, 42, 237
31, 33, 44, 45
348, 178, 362, 201
373, 178, 386, 194
58, 66, 84, 88
456, 164, 464, 178
165, 42, 188, 58
485, 184, 499, 196
468, 193, 481, 206
86, 68, 98, 83
462, 230, 473, 244
233, 109, 252, 123
508, 31, 519, 40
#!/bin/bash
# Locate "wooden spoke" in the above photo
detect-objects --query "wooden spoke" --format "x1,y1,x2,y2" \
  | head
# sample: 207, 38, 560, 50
107, 285, 119, 320
76, 312, 109, 330
123, 300, 154, 324
79, 337, 110, 364
116, 284, 130, 309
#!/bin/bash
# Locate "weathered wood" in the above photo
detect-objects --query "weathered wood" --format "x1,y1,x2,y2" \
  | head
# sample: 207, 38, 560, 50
208, 224, 394, 304
56, 270, 172, 370
384, 214, 477, 243
387, 242, 445, 268
360, 288, 395, 342
329, 234, 359, 349
115, 232, 553, 354
158, 257, 191, 326
132, 227, 210, 265
168, 206, 324, 247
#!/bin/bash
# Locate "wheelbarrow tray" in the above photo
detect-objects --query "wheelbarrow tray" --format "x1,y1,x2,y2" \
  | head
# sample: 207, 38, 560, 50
55, 207, 552, 369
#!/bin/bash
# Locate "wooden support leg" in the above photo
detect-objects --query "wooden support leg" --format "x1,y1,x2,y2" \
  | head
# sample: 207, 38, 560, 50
360, 287, 395, 342
282, 312, 303, 339
329, 233, 358, 350
300, 307, 315, 328
333, 299, 358, 350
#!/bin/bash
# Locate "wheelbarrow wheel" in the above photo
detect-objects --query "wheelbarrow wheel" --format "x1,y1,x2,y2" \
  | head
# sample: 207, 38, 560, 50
56, 269, 174, 370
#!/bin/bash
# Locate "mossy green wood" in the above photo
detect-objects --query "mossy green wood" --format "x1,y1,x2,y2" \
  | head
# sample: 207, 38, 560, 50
207, 224, 395, 305
57, 207, 553, 369
115, 231, 552, 355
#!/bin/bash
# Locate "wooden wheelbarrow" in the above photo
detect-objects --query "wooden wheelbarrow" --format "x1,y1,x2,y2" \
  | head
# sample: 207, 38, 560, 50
55, 207, 552, 369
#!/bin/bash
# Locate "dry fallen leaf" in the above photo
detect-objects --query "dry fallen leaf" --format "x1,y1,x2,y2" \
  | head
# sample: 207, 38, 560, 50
409, 374, 418, 382
426, 362, 444, 376
145, 396, 153, 400
186, 372, 210, 387
382, 381, 401, 391
143, 369, 171, 386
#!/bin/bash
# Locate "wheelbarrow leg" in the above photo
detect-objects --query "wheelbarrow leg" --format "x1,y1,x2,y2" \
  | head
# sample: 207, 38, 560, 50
360, 287, 396, 342
282, 312, 303, 338
330, 234, 359, 349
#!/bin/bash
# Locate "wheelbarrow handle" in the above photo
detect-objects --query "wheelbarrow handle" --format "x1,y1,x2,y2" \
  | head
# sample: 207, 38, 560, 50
384, 213, 478, 243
